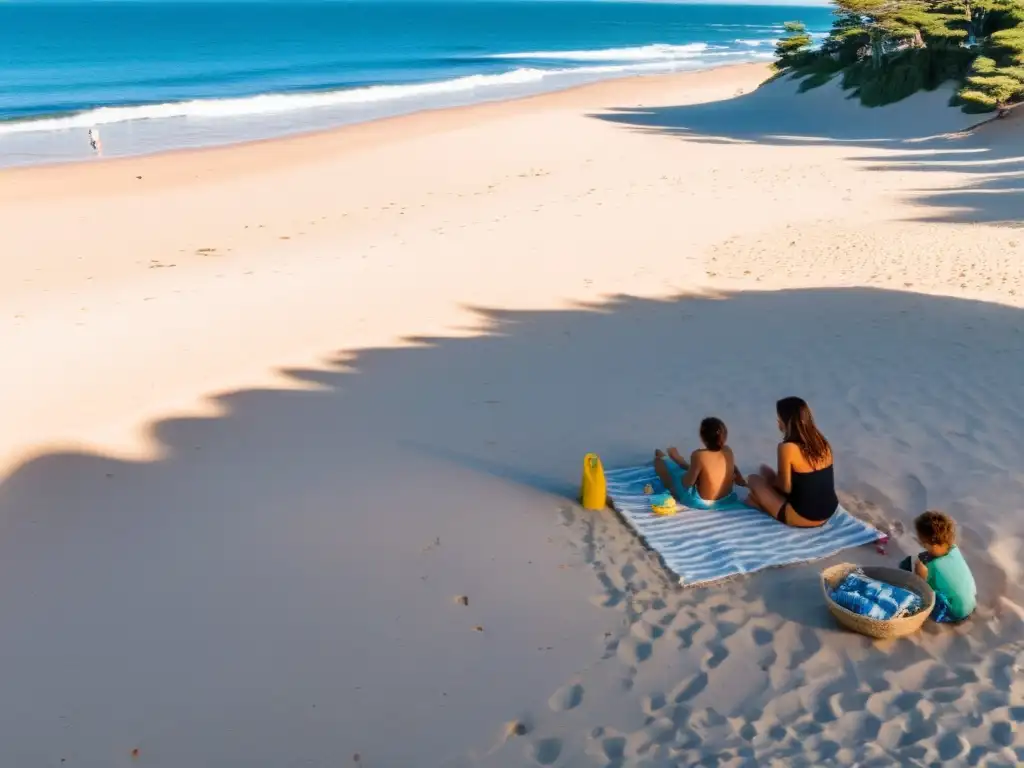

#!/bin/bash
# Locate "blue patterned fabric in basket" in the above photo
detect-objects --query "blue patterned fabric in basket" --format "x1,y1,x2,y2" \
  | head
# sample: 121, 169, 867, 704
831, 572, 922, 620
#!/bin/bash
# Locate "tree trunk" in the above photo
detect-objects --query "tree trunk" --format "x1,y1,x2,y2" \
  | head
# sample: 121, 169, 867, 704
871, 30, 884, 69
970, 8, 986, 45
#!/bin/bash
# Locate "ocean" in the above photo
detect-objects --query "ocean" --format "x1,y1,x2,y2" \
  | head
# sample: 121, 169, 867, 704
0, 1, 834, 167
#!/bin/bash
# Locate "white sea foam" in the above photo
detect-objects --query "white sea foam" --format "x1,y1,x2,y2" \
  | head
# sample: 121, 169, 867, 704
734, 38, 777, 47
0, 67, 583, 135
490, 43, 709, 62
0, 61, 708, 136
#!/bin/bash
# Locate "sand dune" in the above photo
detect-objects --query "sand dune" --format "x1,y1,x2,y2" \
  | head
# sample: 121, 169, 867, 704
0, 65, 1021, 766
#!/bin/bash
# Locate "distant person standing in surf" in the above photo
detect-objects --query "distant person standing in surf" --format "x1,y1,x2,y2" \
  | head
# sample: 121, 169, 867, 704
88, 128, 102, 155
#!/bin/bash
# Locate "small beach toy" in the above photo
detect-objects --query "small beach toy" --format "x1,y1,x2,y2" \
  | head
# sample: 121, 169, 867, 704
875, 534, 889, 555
580, 453, 607, 510
643, 483, 654, 495
650, 491, 678, 516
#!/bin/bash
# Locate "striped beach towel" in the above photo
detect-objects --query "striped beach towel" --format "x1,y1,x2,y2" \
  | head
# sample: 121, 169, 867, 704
605, 464, 882, 587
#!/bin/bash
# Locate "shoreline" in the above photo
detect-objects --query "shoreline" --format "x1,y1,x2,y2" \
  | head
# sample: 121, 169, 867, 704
1, 55, 777, 172
0, 63, 768, 188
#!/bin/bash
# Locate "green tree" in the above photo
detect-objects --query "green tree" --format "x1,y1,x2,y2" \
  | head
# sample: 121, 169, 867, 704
966, 0, 1024, 44
822, 11, 873, 66
831, 0, 923, 68
898, 0, 970, 48
774, 21, 814, 69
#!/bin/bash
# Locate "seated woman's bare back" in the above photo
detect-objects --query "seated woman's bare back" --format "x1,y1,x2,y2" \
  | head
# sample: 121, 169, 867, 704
745, 397, 839, 528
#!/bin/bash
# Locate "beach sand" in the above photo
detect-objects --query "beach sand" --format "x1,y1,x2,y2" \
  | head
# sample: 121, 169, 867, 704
0, 63, 1021, 766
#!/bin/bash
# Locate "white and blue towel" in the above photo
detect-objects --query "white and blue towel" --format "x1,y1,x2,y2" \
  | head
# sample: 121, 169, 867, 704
605, 463, 882, 587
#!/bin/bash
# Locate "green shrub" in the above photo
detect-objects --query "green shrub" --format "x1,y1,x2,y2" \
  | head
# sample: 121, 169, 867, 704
953, 46, 1024, 111
955, 88, 1001, 110
971, 55, 999, 74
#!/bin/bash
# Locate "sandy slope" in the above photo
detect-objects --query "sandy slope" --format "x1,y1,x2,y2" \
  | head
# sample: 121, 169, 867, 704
0, 64, 1021, 766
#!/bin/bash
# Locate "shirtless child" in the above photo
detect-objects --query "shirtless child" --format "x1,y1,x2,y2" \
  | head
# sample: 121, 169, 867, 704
654, 417, 743, 509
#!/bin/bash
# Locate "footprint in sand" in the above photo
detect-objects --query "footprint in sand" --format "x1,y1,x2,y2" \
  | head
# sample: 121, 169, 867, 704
671, 672, 708, 704
702, 642, 729, 671
713, 619, 742, 640
833, 689, 870, 714
896, 711, 937, 748
991, 721, 1014, 747
737, 721, 757, 741
922, 663, 977, 689
670, 703, 693, 729
890, 691, 922, 712
816, 740, 841, 761
525, 737, 562, 766
936, 731, 969, 760
584, 728, 613, 763
597, 736, 626, 762
630, 621, 662, 643
852, 713, 882, 741
548, 683, 584, 712
589, 584, 624, 609
675, 621, 702, 650
654, 610, 676, 630
641, 692, 667, 717
616, 637, 652, 665
813, 694, 841, 725
751, 627, 773, 646
640, 718, 677, 749
931, 688, 961, 704
674, 727, 702, 751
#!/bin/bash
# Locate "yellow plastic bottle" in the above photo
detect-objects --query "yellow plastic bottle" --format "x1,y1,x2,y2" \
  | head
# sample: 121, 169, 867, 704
580, 453, 607, 510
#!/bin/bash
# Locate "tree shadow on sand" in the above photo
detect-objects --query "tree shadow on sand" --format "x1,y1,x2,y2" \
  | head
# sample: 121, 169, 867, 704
0, 287, 1021, 764
592, 76, 1024, 226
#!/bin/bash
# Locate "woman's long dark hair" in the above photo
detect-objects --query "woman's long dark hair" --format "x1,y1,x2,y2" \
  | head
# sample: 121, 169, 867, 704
777, 397, 831, 466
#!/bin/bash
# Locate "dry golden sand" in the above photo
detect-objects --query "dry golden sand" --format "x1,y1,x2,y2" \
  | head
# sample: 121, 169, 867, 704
0, 64, 1021, 766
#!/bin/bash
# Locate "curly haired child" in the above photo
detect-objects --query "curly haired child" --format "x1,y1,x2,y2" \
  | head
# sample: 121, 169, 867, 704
900, 510, 977, 623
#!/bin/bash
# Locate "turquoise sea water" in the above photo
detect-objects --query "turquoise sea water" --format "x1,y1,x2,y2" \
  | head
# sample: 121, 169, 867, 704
0, 1, 833, 166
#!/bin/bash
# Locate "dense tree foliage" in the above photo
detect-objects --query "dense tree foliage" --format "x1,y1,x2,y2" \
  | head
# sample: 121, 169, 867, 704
775, 21, 815, 68
776, 0, 1024, 111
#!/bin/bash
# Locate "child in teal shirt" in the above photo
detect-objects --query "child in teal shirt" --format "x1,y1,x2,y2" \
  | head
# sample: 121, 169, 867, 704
899, 510, 977, 623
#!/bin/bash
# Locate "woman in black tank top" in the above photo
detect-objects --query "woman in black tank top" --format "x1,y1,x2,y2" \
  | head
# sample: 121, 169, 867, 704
742, 397, 838, 528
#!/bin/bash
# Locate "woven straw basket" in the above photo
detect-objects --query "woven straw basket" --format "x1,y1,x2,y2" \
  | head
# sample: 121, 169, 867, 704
821, 563, 935, 639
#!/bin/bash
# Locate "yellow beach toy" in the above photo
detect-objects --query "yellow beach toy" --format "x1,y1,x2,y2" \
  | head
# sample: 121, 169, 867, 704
580, 453, 607, 510
650, 491, 678, 516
